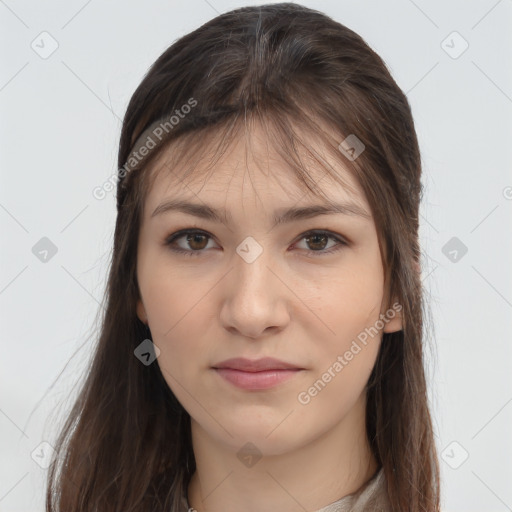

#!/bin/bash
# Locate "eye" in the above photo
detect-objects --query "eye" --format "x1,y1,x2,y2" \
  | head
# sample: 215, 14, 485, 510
164, 229, 348, 257
164, 229, 219, 256
293, 229, 347, 256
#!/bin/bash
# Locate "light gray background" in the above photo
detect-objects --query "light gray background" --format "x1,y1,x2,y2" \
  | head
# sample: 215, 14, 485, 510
1, 1, 511, 511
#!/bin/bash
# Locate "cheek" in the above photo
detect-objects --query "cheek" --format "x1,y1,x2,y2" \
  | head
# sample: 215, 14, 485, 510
296, 269, 384, 417
138, 246, 211, 336
137, 256, 216, 382
304, 258, 385, 354
308, 291, 383, 400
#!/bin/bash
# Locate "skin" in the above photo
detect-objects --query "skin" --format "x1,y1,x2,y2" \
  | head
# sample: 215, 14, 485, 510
136, 121, 402, 512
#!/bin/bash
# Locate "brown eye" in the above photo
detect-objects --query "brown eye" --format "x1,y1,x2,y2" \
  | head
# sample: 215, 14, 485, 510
164, 229, 217, 256
294, 230, 347, 256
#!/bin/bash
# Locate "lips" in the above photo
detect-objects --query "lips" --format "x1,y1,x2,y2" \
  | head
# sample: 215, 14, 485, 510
212, 357, 305, 390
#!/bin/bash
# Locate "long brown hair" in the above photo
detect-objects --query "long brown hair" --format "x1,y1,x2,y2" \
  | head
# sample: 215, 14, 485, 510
46, 3, 440, 511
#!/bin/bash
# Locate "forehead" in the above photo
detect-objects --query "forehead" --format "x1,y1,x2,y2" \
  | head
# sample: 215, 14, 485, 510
142, 116, 369, 215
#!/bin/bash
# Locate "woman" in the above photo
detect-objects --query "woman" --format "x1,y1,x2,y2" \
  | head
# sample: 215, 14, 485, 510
46, 3, 440, 511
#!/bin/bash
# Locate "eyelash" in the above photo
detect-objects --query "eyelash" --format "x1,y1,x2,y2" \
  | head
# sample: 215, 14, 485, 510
164, 229, 348, 258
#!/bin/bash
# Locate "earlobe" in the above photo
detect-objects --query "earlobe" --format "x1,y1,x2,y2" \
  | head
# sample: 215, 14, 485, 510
383, 260, 418, 334
136, 299, 148, 324
382, 298, 403, 334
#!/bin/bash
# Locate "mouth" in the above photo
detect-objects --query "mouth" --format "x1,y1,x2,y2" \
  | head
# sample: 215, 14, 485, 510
212, 357, 305, 390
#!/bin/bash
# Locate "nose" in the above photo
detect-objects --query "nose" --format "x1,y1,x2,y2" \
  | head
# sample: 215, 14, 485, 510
219, 245, 291, 339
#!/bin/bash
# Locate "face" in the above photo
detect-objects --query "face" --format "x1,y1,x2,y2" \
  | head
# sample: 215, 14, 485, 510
135, 121, 402, 456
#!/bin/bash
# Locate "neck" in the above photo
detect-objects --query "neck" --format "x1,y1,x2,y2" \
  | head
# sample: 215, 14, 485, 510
187, 392, 378, 512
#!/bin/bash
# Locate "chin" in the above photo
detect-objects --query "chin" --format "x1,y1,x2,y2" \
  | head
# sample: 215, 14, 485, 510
217, 416, 308, 456
230, 433, 300, 458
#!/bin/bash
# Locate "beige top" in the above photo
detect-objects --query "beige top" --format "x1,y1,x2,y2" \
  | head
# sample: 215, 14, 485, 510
180, 467, 390, 512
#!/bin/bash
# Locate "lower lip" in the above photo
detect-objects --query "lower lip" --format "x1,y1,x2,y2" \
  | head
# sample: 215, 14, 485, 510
213, 368, 302, 390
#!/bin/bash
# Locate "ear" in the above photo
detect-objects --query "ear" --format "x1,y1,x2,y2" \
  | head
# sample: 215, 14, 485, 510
382, 259, 419, 334
136, 298, 148, 324
382, 298, 403, 333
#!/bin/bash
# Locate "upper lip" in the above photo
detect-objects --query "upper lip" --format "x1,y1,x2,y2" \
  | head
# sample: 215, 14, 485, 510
212, 357, 303, 372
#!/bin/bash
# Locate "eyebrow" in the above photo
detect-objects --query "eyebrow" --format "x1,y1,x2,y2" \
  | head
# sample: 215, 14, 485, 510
151, 198, 371, 227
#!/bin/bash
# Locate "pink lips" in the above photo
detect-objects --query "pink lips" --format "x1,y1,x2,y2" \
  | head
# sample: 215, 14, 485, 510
212, 357, 304, 390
